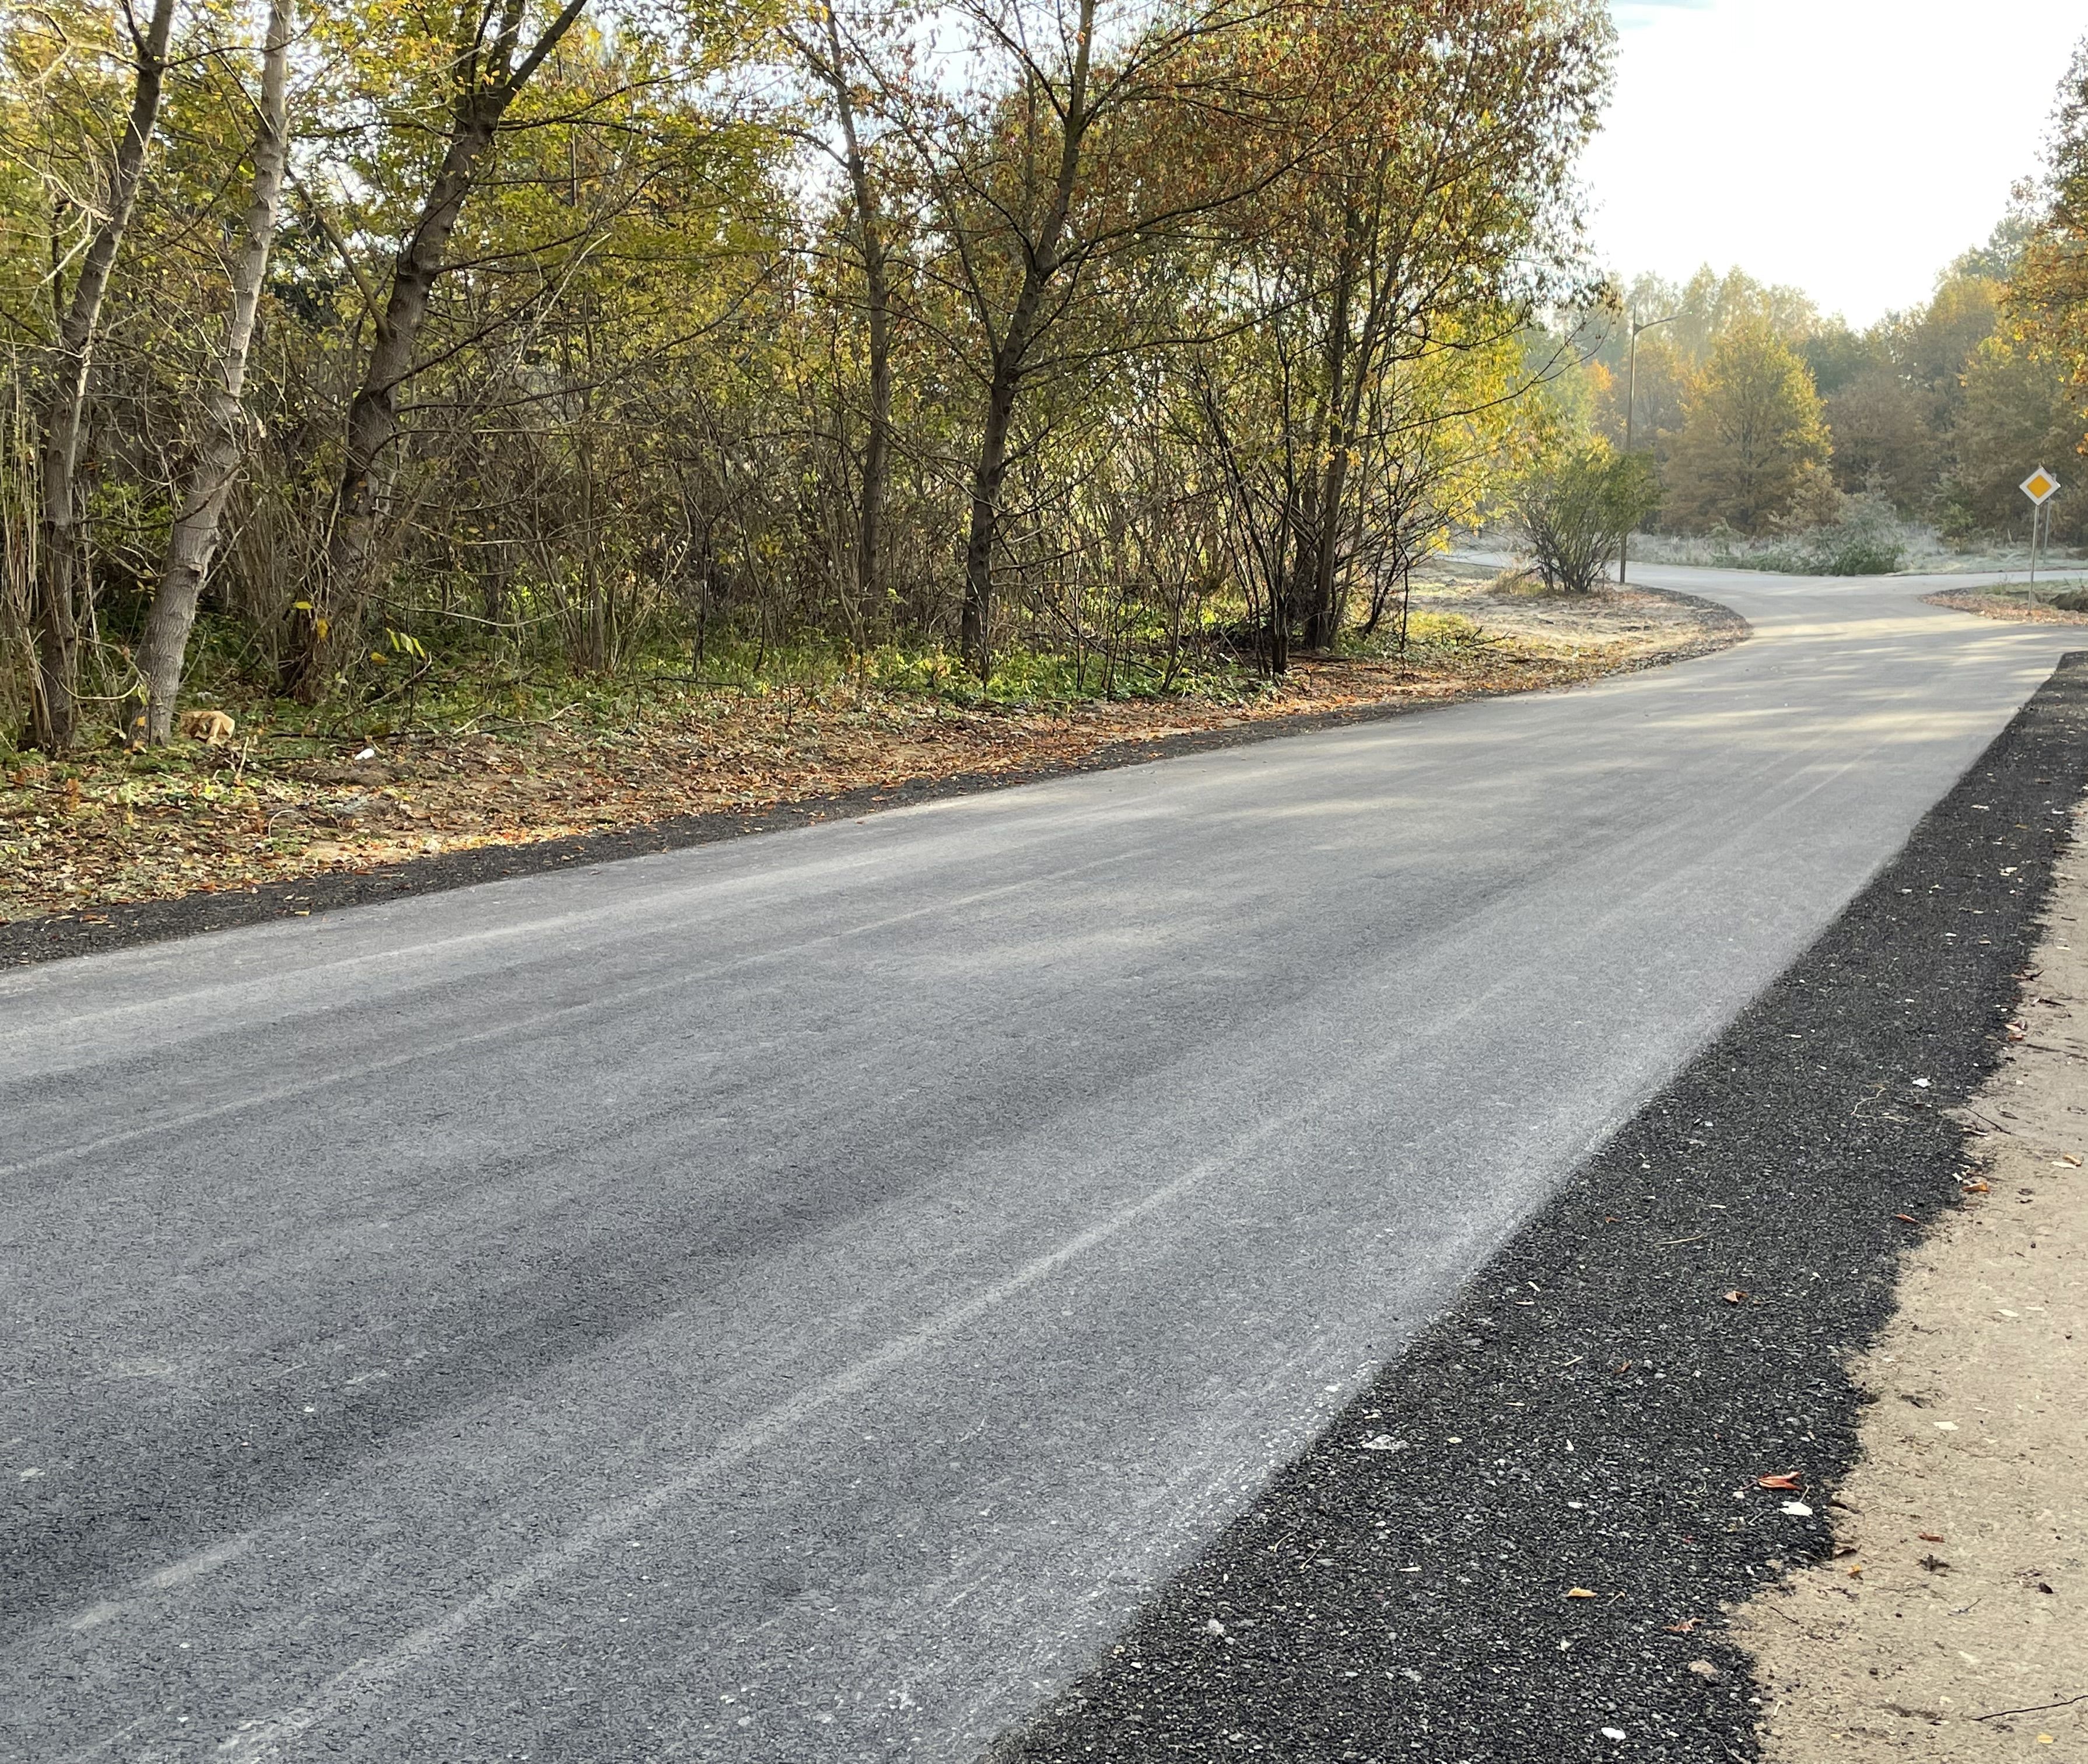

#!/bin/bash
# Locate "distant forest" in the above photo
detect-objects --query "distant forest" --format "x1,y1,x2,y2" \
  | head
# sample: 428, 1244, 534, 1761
1568, 224, 2088, 550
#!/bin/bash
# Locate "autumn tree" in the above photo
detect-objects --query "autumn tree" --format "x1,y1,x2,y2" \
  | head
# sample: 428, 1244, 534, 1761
884, 0, 1299, 678
17, 0, 176, 752
279, 0, 601, 700
1663, 317, 1831, 534
1193, 0, 1613, 665
1823, 368, 1933, 507
2012, 36, 2088, 491
136, 0, 295, 743
780, 2, 905, 614
1946, 334, 2088, 544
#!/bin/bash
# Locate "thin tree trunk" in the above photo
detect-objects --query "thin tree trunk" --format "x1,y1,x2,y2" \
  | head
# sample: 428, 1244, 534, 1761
29, 0, 176, 752
954, 0, 1094, 680
1302, 228, 1360, 652
821, 6, 891, 613
139, 0, 293, 743
281, 0, 590, 701
959, 318, 1033, 677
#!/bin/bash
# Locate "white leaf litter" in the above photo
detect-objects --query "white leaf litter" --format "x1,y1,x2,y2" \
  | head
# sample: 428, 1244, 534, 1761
1358, 1435, 1407, 1452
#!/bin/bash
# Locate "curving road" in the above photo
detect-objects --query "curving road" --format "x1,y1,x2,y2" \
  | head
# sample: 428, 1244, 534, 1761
2, 568, 2079, 1762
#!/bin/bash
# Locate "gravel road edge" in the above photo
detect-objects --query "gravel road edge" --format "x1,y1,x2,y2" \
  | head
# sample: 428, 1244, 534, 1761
989, 650, 2088, 1764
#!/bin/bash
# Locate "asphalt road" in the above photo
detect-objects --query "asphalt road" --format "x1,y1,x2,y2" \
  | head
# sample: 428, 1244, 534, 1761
2, 568, 2079, 1763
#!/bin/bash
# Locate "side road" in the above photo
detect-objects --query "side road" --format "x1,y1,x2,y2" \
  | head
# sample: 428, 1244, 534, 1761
1740, 821, 2088, 1754
994, 660, 2088, 1763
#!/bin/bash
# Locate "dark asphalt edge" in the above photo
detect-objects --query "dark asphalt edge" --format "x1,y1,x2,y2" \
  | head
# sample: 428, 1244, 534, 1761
0, 603, 1745, 970
990, 652, 2088, 1764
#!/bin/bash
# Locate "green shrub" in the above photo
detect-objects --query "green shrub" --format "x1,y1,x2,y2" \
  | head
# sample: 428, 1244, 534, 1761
1510, 444, 1662, 593
1716, 497, 1907, 576
1796, 498, 1906, 575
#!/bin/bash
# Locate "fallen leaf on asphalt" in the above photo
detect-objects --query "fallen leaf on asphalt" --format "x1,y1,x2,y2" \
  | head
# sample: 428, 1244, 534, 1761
1846, 1563, 1863, 1577
2060, 1154, 2082, 1167
1919, 1532, 1945, 1542
1565, 1587, 1597, 1599
1756, 1472, 1804, 1490
1961, 1181, 1991, 1194
1665, 1618, 1698, 1633
1721, 1290, 1747, 1304
1894, 1213, 1918, 1223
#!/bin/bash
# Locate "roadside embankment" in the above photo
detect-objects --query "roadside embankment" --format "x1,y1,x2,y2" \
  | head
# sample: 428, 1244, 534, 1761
1738, 813, 2088, 1756
1, 581, 1739, 967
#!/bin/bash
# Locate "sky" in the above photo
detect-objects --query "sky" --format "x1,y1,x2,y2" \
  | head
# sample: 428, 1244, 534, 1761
1582, 0, 2085, 326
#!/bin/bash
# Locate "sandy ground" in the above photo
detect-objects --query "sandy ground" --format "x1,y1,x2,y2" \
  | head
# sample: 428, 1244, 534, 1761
1737, 809, 2088, 1755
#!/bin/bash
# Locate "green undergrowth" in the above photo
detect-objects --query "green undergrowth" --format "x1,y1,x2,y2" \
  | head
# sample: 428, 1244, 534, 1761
3, 614, 1288, 768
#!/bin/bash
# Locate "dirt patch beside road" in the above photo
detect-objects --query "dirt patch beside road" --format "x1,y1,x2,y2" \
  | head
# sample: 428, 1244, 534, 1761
1, 581, 1738, 958
1739, 810, 2088, 1756
1924, 586, 2088, 628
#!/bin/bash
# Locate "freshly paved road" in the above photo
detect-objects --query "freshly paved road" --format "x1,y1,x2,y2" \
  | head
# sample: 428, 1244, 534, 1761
1, 569, 2078, 1763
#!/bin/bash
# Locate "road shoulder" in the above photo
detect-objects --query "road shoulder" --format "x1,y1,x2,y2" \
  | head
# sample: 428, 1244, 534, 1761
994, 659, 2088, 1763
1737, 816, 2088, 1756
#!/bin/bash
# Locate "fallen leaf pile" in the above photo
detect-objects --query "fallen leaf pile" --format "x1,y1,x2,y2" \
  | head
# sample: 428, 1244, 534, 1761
2, 586, 1732, 923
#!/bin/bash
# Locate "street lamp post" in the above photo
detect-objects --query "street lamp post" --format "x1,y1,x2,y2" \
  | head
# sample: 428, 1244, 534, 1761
1618, 311, 1677, 586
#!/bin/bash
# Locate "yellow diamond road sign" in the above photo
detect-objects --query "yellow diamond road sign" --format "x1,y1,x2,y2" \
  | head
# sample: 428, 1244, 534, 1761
2022, 467, 2059, 504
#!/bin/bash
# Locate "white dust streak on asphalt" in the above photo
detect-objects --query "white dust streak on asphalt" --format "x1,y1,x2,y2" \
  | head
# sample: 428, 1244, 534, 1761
202, 1128, 1281, 1763
1, 847, 1145, 1185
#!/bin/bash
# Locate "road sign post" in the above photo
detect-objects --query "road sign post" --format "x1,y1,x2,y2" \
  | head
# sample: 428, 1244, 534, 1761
2022, 468, 2059, 601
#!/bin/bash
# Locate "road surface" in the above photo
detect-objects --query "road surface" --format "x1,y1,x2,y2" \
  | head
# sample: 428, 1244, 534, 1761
2, 568, 2078, 1762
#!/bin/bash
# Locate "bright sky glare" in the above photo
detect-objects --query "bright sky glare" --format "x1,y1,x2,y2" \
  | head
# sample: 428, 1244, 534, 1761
1583, 0, 2085, 326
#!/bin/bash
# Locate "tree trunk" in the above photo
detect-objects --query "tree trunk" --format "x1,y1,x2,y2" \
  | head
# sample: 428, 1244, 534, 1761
281, 0, 591, 701
1301, 232, 1360, 652
823, 6, 891, 612
959, 326, 1032, 678
281, 91, 505, 700
29, 0, 176, 753
858, 259, 892, 606
1304, 444, 1351, 650
139, 0, 293, 743
952, 0, 1093, 680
